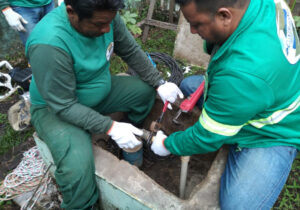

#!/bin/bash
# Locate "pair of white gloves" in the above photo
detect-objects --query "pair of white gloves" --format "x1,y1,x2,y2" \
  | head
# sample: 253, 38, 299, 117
2, 0, 64, 32
108, 82, 183, 156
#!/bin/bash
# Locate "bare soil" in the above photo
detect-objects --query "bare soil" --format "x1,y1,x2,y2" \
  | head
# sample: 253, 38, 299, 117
93, 98, 218, 199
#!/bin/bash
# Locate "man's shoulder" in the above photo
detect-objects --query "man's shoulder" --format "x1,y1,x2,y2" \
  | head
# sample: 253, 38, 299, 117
26, 8, 72, 54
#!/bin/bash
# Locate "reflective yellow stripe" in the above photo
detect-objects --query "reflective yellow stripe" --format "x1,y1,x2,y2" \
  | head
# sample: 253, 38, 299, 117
248, 95, 300, 128
200, 94, 300, 135
199, 109, 243, 136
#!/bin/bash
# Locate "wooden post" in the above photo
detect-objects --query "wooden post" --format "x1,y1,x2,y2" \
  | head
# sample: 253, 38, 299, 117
169, 0, 175, 24
142, 0, 156, 42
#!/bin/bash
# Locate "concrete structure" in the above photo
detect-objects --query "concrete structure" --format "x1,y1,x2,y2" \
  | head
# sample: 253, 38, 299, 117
30, 99, 228, 209
173, 12, 210, 68
33, 133, 227, 210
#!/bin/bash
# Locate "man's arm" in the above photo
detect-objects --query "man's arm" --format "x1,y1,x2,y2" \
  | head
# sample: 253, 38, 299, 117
28, 44, 113, 134
113, 13, 163, 87
0, 0, 9, 11
164, 71, 274, 156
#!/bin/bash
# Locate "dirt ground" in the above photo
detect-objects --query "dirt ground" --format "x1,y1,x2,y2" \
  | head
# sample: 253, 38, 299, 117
92, 98, 218, 198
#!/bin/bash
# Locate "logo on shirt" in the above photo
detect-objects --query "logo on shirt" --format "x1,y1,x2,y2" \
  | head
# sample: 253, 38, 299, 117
106, 42, 114, 61
274, 0, 300, 64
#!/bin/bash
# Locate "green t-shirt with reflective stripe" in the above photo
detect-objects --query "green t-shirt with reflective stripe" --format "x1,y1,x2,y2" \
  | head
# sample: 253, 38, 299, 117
0, 0, 51, 10
165, 0, 300, 155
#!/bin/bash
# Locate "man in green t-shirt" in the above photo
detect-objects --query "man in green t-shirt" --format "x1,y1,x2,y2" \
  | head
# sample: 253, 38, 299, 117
0, 0, 56, 45
26, 0, 183, 209
151, 0, 300, 208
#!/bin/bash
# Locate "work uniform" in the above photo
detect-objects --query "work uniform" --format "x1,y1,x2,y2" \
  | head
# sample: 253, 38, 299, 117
0, 0, 54, 45
167, 0, 300, 208
26, 4, 162, 209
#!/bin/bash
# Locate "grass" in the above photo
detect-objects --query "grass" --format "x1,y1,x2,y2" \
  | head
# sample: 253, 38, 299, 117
0, 200, 14, 210
273, 154, 300, 209
0, 112, 34, 156
110, 27, 177, 76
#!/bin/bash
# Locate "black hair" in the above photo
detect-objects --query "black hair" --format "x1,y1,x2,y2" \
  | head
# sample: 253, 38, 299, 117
175, 0, 249, 13
64, 0, 124, 20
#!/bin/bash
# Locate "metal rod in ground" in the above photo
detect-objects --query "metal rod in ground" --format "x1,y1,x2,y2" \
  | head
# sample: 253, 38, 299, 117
179, 156, 190, 199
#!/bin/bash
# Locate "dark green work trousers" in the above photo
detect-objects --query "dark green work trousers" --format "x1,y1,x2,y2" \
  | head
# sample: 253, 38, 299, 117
30, 76, 156, 210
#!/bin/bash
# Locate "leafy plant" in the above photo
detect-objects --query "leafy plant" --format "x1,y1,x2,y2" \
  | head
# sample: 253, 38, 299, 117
0, 200, 13, 210
294, 16, 300, 28
124, 0, 141, 10
121, 10, 142, 35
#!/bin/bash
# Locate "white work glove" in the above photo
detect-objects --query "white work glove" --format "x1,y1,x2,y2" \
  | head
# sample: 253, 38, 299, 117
107, 121, 142, 149
151, 130, 171, 156
2, 7, 28, 31
58, 0, 64, 6
157, 82, 184, 109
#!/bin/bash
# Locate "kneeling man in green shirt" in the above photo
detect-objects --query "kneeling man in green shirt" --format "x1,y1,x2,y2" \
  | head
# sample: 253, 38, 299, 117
26, 0, 183, 209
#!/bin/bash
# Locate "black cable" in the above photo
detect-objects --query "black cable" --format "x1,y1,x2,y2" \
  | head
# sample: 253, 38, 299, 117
127, 52, 184, 86
148, 52, 184, 85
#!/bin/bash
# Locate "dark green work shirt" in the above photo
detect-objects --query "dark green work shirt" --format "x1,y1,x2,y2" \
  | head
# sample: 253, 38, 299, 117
26, 4, 162, 134
0, 0, 51, 10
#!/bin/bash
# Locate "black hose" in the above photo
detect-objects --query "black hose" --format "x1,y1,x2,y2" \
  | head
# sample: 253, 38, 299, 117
127, 52, 184, 86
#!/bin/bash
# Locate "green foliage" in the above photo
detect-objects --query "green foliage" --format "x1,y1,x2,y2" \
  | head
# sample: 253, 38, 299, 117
110, 55, 128, 74
273, 154, 300, 209
294, 16, 300, 28
0, 113, 6, 124
121, 10, 142, 35
136, 29, 177, 55
110, 28, 177, 75
124, 0, 141, 10
0, 200, 12, 210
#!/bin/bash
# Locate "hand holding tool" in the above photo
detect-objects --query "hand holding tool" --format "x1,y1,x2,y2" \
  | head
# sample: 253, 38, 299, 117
150, 130, 170, 156
157, 101, 169, 124
107, 121, 142, 149
173, 81, 205, 125
147, 101, 169, 144
157, 82, 184, 109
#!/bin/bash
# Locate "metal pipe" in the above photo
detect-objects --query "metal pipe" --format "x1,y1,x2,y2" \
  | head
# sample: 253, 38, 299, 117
179, 156, 190, 199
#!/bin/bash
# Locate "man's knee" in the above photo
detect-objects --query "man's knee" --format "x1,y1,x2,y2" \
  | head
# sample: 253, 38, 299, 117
58, 147, 95, 180
137, 80, 156, 100
180, 75, 204, 95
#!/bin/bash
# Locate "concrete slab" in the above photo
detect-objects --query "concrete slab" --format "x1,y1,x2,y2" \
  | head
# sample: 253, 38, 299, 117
93, 144, 227, 209
31, 98, 228, 209
33, 134, 227, 209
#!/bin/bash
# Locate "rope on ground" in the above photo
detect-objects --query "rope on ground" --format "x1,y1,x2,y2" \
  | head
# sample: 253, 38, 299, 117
0, 146, 52, 209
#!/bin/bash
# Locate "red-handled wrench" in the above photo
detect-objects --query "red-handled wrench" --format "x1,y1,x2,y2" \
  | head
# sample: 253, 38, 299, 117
147, 101, 169, 144
173, 80, 205, 124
